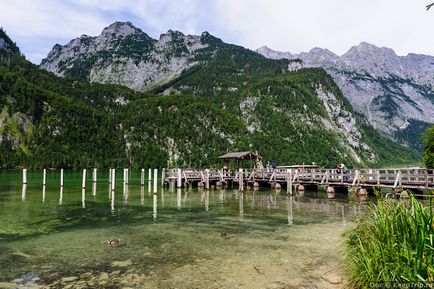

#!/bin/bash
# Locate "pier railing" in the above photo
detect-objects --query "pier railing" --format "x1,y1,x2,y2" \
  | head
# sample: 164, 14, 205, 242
164, 168, 434, 190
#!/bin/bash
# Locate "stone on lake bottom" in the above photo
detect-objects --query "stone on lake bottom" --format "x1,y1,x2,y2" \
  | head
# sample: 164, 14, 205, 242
321, 271, 343, 284
61, 276, 78, 282
112, 259, 132, 267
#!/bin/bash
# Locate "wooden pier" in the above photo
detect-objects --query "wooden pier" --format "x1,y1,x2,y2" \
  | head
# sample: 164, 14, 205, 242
163, 168, 434, 192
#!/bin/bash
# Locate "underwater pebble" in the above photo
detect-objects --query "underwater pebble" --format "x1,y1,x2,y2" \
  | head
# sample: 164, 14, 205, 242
321, 271, 343, 284
61, 276, 78, 282
99, 272, 109, 280
112, 260, 132, 267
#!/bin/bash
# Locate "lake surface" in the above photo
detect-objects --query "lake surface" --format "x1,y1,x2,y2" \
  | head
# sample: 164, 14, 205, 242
0, 169, 365, 288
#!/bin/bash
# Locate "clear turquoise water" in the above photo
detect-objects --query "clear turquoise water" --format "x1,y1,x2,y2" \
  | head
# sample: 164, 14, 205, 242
0, 169, 363, 288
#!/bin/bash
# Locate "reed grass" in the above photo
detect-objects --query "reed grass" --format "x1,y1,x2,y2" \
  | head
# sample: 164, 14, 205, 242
345, 194, 434, 288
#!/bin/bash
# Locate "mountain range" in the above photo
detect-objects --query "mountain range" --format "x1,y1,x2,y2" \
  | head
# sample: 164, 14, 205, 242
257, 44, 434, 151
0, 23, 422, 169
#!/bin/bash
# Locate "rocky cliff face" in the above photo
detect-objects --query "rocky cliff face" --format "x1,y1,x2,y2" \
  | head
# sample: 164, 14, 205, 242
257, 44, 434, 150
40, 22, 208, 90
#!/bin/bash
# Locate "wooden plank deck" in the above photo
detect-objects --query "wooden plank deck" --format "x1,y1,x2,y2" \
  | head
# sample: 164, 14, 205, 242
164, 168, 434, 190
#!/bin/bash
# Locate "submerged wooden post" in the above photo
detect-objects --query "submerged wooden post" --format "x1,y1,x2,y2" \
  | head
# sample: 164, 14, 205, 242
148, 168, 152, 182
111, 169, 116, 191
60, 169, 64, 187
109, 168, 112, 183
43, 168, 47, 186
22, 169, 27, 184
82, 169, 87, 189
238, 168, 244, 191
177, 168, 182, 188
153, 169, 158, 193
141, 168, 145, 186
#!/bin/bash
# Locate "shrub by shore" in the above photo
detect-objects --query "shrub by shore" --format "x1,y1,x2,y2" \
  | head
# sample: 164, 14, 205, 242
345, 194, 433, 288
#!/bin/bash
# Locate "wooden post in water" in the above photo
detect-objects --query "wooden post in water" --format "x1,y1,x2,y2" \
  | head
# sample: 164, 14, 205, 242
82, 169, 87, 189
22, 169, 27, 184
111, 169, 116, 191
161, 168, 165, 186
205, 169, 210, 189
141, 168, 145, 186
125, 168, 129, 184
109, 168, 112, 183
177, 169, 182, 188
92, 168, 97, 183
43, 169, 47, 186
286, 169, 293, 195
148, 168, 152, 183
60, 169, 64, 187
238, 168, 244, 191
153, 169, 158, 193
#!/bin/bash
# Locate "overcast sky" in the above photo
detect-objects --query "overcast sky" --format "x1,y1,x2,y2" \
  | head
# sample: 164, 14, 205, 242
1, 0, 433, 64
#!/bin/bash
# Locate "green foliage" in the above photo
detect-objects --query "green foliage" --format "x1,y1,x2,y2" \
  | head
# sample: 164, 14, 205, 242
345, 195, 434, 287
0, 29, 422, 169
424, 126, 434, 168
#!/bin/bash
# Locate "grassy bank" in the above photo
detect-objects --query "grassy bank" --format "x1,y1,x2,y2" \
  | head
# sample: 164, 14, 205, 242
345, 194, 434, 288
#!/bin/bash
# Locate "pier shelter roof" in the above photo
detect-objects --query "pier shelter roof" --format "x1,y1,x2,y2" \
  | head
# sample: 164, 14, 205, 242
218, 151, 262, 161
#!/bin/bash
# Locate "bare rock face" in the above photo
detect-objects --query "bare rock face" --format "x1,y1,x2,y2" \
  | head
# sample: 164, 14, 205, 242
257, 44, 434, 150
40, 22, 208, 91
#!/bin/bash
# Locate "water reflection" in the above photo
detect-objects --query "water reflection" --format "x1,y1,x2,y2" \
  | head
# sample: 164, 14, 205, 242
153, 193, 157, 220
59, 186, 63, 205
239, 191, 244, 217
42, 185, 46, 203
82, 188, 86, 208
287, 196, 293, 225
21, 184, 27, 201
92, 182, 96, 197
177, 188, 182, 209
110, 188, 115, 214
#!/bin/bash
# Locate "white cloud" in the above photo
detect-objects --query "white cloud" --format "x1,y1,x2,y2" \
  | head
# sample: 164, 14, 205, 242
1, 0, 433, 63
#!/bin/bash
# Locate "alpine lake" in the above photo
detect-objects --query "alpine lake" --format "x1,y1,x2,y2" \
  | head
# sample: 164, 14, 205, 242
0, 169, 367, 289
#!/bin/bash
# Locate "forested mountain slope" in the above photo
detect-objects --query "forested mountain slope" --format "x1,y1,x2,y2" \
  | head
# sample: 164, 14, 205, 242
0, 28, 420, 169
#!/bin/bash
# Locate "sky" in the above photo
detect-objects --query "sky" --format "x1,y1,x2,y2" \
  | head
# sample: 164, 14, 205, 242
1, 0, 434, 64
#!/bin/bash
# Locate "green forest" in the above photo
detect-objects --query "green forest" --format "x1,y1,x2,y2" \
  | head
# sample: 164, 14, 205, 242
0, 29, 423, 169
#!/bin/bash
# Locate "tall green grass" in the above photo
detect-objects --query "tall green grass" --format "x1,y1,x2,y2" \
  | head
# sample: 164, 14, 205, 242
345, 194, 434, 288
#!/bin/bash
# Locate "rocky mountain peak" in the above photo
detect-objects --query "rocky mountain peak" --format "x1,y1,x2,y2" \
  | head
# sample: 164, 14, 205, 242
0, 28, 20, 54
101, 21, 138, 36
256, 46, 294, 60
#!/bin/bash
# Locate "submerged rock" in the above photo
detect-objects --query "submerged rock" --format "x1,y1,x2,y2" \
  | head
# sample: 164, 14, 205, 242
321, 271, 343, 284
61, 276, 78, 282
112, 260, 132, 267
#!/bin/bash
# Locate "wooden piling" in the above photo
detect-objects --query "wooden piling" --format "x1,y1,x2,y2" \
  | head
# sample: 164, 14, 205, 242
60, 169, 64, 187
92, 168, 97, 183
111, 169, 116, 191
286, 169, 293, 195
141, 168, 145, 186
22, 169, 27, 184
238, 168, 244, 191
82, 169, 87, 189
161, 168, 165, 186
148, 168, 152, 182
177, 168, 182, 188
205, 169, 210, 189
109, 168, 112, 183
153, 169, 158, 193
43, 169, 47, 186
